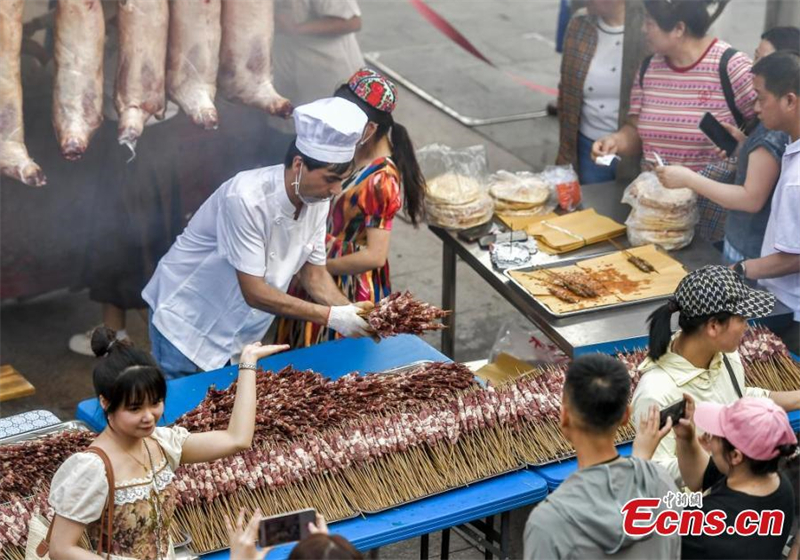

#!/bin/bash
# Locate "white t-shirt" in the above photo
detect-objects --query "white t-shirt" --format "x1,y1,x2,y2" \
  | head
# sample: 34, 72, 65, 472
143, 165, 328, 370
272, 0, 365, 107
579, 19, 624, 141
759, 138, 800, 321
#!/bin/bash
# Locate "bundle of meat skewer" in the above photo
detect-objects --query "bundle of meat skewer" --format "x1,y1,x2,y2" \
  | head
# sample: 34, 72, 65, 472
362, 291, 450, 337
2, 327, 796, 557
0, 430, 95, 560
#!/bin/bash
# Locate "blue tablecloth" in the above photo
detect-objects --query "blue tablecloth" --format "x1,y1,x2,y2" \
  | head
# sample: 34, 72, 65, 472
76, 335, 449, 431
203, 469, 549, 560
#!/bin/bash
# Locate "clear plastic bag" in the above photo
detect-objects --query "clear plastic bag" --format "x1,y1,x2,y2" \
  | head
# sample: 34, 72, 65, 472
542, 164, 582, 212
489, 316, 569, 368
424, 193, 494, 229
622, 171, 697, 250
488, 170, 557, 216
418, 144, 493, 228
627, 226, 695, 251
417, 144, 488, 204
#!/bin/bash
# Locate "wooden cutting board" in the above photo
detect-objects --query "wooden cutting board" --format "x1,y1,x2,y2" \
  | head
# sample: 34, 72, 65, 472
508, 244, 687, 315
0, 365, 35, 402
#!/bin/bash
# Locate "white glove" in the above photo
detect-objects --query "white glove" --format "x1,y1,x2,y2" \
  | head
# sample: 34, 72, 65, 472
327, 305, 372, 338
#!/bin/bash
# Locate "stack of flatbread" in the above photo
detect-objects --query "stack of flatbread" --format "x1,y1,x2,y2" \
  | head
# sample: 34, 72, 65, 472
488, 172, 552, 217
622, 172, 698, 251
425, 173, 494, 229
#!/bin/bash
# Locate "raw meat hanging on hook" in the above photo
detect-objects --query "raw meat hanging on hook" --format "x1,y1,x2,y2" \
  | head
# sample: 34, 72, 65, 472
115, 0, 169, 156
218, 0, 292, 117
167, 0, 221, 130
0, 0, 46, 186
53, 0, 105, 161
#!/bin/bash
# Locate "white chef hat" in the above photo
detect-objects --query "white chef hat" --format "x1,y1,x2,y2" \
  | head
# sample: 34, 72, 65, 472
293, 98, 368, 164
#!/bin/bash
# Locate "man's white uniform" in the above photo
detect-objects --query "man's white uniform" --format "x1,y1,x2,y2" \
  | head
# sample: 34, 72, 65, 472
143, 98, 368, 372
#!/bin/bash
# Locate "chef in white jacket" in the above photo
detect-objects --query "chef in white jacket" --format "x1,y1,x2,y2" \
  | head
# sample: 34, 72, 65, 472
143, 98, 372, 378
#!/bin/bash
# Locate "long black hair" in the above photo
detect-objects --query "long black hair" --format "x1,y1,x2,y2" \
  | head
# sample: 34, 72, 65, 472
91, 327, 167, 417
644, 0, 729, 38
334, 84, 426, 226
647, 299, 733, 361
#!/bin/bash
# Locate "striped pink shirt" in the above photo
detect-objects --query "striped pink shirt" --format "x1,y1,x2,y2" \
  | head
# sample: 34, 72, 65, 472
629, 39, 757, 172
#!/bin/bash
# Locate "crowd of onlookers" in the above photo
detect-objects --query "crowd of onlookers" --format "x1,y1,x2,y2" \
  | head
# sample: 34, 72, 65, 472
529, 1, 800, 557
557, 0, 800, 354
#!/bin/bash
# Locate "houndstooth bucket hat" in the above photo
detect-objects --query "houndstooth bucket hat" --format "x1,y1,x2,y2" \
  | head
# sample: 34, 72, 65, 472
673, 265, 775, 318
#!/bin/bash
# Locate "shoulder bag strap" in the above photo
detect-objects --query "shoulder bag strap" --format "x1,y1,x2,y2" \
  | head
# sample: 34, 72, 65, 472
719, 47, 746, 129
639, 54, 654, 88
35, 448, 115, 558
722, 354, 744, 399
85, 447, 115, 559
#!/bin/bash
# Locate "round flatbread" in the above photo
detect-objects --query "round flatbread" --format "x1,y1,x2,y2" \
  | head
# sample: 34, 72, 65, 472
489, 176, 550, 206
426, 193, 494, 229
426, 173, 483, 205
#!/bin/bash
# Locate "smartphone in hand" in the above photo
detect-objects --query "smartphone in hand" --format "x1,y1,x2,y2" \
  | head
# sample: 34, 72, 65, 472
258, 508, 316, 548
699, 112, 739, 157
659, 398, 687, 430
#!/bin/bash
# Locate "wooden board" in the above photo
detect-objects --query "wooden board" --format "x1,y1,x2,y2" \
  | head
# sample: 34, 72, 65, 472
0, 365, 35, 402
508, 244, 687, 315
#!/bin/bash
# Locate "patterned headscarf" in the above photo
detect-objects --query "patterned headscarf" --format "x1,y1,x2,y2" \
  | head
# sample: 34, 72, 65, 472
347, 68, 398, 114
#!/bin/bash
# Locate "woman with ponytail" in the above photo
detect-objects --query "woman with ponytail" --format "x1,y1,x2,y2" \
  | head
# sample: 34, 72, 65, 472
46, 327, 287, 559
631, 266, 800, 485
592, 0, 760, 242
277, 68, 426, 347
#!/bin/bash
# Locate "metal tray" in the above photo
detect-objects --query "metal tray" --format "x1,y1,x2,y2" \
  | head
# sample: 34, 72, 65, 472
368, 360, 434, 375
0, 420, 92, 447
503, 250, 677, 318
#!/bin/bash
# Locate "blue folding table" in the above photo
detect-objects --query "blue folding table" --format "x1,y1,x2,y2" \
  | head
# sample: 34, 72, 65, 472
75, 335, 550, 559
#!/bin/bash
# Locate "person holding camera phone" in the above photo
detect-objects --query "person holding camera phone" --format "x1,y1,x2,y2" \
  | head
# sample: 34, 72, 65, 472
634, 395, 797, 560
631, 266, 800, 486
226, 509, 361, 560
654, 40, 792, 266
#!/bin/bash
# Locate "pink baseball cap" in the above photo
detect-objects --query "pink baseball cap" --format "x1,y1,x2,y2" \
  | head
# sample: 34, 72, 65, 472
694, 398, 797, 460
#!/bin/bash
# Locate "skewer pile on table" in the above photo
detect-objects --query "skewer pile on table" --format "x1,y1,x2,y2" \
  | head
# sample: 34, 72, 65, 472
1, 326, 797, 557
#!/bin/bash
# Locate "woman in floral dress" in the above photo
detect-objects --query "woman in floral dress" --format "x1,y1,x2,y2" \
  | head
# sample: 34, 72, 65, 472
46, 328, 287, 559
277, 69, 426, 347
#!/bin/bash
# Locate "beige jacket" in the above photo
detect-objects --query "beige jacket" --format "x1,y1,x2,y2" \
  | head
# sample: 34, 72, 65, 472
631, 333, 770, 485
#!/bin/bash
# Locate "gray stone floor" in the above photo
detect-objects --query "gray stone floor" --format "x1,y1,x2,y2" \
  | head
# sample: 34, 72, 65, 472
0, 1, 773, 558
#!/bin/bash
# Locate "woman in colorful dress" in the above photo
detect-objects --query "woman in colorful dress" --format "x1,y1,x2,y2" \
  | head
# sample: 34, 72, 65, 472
276, 69, 426, 347
47, 328, 287, 559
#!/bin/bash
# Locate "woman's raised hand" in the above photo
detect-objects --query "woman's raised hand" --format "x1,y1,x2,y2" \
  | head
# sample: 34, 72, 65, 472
240, 343, 290, 366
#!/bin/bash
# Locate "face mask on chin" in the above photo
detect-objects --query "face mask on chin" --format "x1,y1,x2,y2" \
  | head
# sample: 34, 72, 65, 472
292, 166, 333, 205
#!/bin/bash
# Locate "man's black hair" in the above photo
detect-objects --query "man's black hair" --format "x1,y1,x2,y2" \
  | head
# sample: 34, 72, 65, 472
752, 50, 800, 99
564, 354, 631, 433
761, 26, 800, 54
283, 139, 353, 176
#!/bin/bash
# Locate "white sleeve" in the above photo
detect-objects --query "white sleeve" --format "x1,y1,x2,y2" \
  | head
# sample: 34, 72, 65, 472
773, 183, 800, 254
48, 453, 108, 524
216, 193, 268, 277
307, 215, 327, 266
151, 426, 191, 470
311, 0, 361, 19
